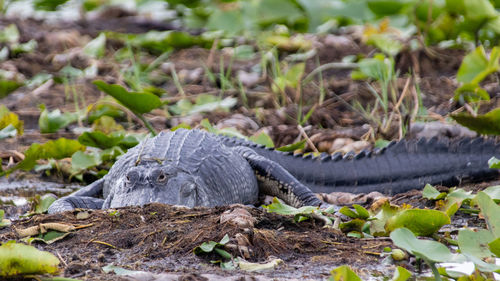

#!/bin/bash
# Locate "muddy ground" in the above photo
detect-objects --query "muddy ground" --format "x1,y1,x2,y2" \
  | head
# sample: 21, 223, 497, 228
1, 6, 500, 281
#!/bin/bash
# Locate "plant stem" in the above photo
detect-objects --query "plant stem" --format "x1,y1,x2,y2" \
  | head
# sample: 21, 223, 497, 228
428, 261, 442, 281
134, 112, 157, 136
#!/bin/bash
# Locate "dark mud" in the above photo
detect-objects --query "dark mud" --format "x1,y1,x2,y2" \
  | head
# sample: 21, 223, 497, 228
1, 203, 394, 280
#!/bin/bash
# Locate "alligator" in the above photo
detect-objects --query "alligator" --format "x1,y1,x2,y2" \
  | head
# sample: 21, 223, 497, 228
48, 128, 500, 213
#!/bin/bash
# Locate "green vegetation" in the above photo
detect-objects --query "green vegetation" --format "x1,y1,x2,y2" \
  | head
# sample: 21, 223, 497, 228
1, 0, 500, 279
0, 241, 60, 277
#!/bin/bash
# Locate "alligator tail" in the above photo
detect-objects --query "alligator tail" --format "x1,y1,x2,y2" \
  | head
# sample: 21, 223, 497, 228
222, 136, 500, 194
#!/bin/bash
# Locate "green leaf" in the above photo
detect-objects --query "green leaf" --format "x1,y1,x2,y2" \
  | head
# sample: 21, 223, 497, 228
71, 151, 102, 172
214, 248, 232, 260
219, 234, 230, 245
99, 146, 125, 162
107, 30, 204, 54
482, 185, 500, 203
339, 205, 369, 220
33, 194, 57, 214
189, 95, 237, 114
78, 131, 124, 149
284, 63, 306, 88
256, 0, 305, 28
391, 266, 411, 281
366, 0, 409, 16
457, 46, 500, 85
198, 241, 218, 253
351, 54, 393, 82
489, 157, 500, 169
277, 139, 306, 152
10, 39, 38, 55
0, 79, 23, 98
249, 132, 275, 148
263, 198, 319, 216
0, 209, 11, 228
422, 184, 447, 200
27, 230, 71, 244
83, 33, 106, 58
458, 229, 495, 260
33, 0, 70, 11
475, 192, 500, 237
0, 105, 23, 134
370, 202, 399, 236
233, 45, 256, 60
0, 24, 20, 43
353, 205, 370, 220
339, 206, 359, 219
454, 82, 490, 103
93, 80, 162, 114
102, 264, 145, 275
442, 188, 473, 216
0, 241, 59, 277
329, 265, 361, 281
0, 124, 17, 139
451, 108, 500, 135
207, 9, 246, 36
193, 234, 232, 259
87, 102, 124, 123
367, 34, 403, 57
13, 138, 85, 172
374, 139, 390, 149
340, 219, 366, 234
38, 104, 79, 134
386, 209, 450, 236
488, 237, 500, 257
390, 227, 465, 263
464, 0, 498, 21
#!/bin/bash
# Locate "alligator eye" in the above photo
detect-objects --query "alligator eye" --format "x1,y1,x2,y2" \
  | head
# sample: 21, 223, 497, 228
126, 175, 131, 182
157, 173, 167, 182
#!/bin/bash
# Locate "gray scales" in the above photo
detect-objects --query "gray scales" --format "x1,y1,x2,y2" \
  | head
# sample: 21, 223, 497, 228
48, 128, 500, 213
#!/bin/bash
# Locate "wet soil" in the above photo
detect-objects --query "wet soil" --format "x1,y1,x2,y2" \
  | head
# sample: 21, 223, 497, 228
0, 203, 395, 280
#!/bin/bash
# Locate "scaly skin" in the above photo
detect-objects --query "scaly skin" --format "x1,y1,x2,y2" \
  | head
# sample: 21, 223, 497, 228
48, 129, 500, 213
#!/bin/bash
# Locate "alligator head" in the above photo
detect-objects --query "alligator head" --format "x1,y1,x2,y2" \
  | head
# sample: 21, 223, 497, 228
102, 164, 205, 208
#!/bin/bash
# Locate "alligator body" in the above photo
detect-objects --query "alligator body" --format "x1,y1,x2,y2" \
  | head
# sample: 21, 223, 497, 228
48, 129, 500, 213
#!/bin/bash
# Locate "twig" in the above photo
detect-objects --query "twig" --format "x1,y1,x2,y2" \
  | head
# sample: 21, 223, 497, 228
297, 124, 319, 153
56, 250, 68, 267
91, 240, 120, 250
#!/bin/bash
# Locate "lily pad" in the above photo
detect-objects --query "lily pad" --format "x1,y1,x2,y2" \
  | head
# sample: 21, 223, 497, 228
386, 209, 450, 236
489, 157, 500, 169
38, 104, 79, 134
422, 184, 447, 200
0, 209, 11, 228
391, 266, 411, 281
277, 139, 306, 152
0, 105, 23, 134
329, 265, 361, 281
32, 194, 57, 214
390, 227, 464, 263
488, 237, 500, 257
93, 80, 162, 114
451, 108, 500, 135
0, 241, 59, 277
458, 228, 495, 259
13, 138, 85, 172
249, 132, 275, 148
475, 192, 500, 237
